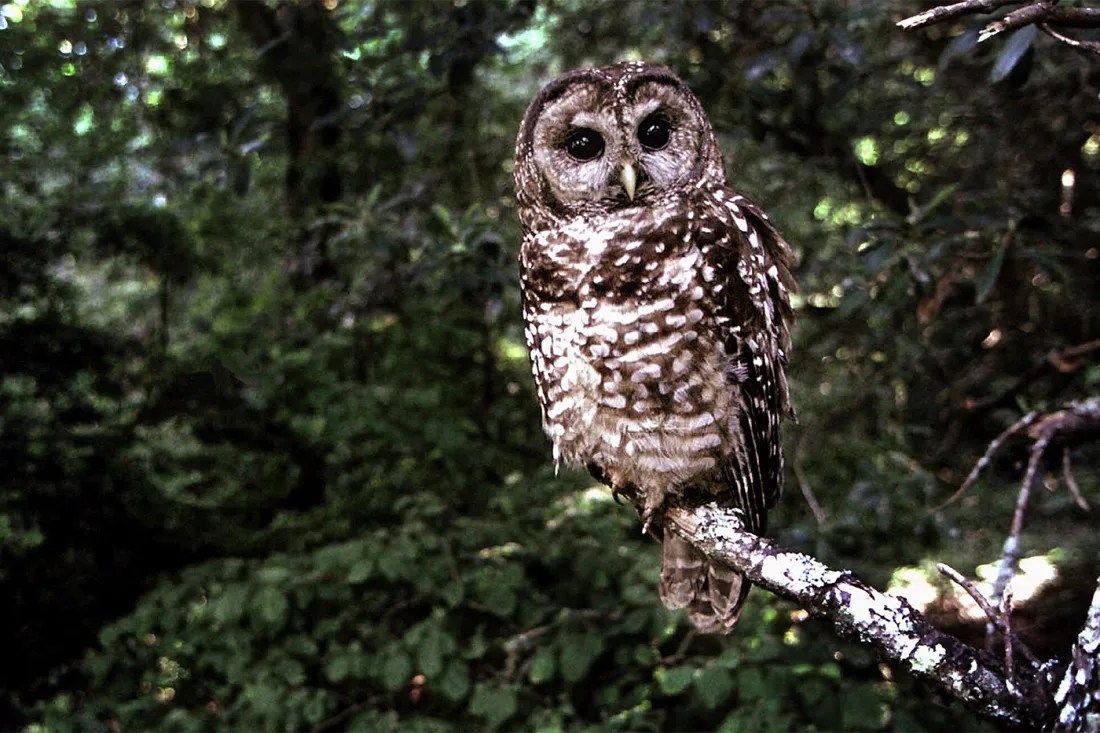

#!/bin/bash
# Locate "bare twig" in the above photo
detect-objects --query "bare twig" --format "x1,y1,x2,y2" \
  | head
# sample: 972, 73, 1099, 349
794, 433, 828, 527
659, 628, 698, 665
936, 562, 1039, 667
1062, 447, 1090, 511
1039, 23, 1100, 54
1059, 338, 1100, 362
936, 409, 1042, 510
504, 608, 622, 657
943, 398, 1100, 512
990, 425, 1051, 606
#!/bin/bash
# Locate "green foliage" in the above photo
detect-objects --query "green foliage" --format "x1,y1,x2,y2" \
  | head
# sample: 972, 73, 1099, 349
3, 0, 1097, 731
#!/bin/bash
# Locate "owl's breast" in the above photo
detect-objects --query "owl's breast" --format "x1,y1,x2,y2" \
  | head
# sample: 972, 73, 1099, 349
521, 211, 737, 492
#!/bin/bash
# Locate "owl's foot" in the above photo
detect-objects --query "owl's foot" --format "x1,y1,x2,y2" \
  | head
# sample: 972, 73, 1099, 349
589, 463, 635, 507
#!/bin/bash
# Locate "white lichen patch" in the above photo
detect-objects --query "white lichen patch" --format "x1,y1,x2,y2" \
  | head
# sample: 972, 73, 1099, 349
842, 586, 920, 658
757, 552, 842, 595
909, 643, 948, 674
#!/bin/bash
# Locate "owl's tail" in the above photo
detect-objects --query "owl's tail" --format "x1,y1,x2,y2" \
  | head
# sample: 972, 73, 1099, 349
658, 534, 750, 634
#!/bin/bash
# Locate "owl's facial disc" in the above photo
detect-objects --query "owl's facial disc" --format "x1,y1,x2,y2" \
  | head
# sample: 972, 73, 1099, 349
524, 70, 719, 214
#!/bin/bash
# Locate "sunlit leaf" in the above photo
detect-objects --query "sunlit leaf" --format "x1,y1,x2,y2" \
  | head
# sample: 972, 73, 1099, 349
655, 666, 694, 696
528, 645, 556, 684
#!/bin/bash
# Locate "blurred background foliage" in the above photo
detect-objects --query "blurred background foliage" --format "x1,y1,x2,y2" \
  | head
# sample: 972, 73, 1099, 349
2, 0, 1098, 730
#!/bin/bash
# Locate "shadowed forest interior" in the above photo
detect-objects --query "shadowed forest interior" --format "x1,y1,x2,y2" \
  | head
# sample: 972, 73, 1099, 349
2, 1, 1099, 730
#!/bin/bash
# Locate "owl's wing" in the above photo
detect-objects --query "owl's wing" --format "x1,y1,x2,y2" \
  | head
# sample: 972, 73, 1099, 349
518, 229, 566, 433
700, 190, 795, 530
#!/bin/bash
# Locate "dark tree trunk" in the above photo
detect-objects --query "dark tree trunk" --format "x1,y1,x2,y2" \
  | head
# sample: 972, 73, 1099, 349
236, 0, 344, 285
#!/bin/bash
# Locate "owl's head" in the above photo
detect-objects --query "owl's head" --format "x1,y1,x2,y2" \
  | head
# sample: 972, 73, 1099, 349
514, 61, 725, 224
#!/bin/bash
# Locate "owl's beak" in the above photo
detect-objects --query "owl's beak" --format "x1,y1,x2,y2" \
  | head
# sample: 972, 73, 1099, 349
619, 162, 638, 201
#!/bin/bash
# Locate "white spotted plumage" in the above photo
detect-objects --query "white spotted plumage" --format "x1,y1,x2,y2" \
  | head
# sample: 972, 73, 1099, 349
515, 62, 795, 634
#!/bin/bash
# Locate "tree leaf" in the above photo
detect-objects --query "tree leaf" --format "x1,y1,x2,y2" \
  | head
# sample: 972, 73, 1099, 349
325, 653, 350, 683
976, 239, 1009, 304
417, 625, 455, 678
528, 645, 556, 684
346, 557, 372, 584
655, 666, 694, 696
842, 683, 888, 730
437, 659, 470, 702
558, 631, 603, 683
735, 666, 767, 700
380, 650, 412, 690
253, 587, 287, 625
469, 683, 517, 729
694, 665, 734, 710
939, 28, 979, 70
990, 25, 1037, 83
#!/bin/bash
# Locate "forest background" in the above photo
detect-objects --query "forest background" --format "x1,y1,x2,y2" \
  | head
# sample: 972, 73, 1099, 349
2, 0, 1099, 730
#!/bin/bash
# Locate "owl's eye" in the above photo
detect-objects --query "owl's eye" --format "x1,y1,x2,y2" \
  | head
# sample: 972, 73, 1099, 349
564, 128, 604, 161
638, 114, 672, 151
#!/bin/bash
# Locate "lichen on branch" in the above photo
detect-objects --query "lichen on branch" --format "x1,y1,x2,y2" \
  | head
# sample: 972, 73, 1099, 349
660, 501, 1054, 728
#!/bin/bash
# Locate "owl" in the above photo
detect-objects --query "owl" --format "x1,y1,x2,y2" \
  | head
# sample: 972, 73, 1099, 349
514, 61, 795, 634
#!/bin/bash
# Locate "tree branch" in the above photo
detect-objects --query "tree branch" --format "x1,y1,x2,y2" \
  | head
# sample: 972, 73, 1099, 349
659, 502, 1053, 728
899, 1, 1100, 29
897, 0, 1026, 30
1039, 23, 1100, 54
898, 1, 1100, 54
1052, 578, 1100, 732
979, 1, 1058, 42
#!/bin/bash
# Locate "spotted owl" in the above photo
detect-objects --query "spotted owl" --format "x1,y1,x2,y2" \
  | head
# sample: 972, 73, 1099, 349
514, 61, 795, 634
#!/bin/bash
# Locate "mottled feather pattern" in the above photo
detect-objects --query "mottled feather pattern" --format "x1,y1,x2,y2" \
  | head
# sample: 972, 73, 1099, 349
520, 185, 791, 521
515, 62, 794, 634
